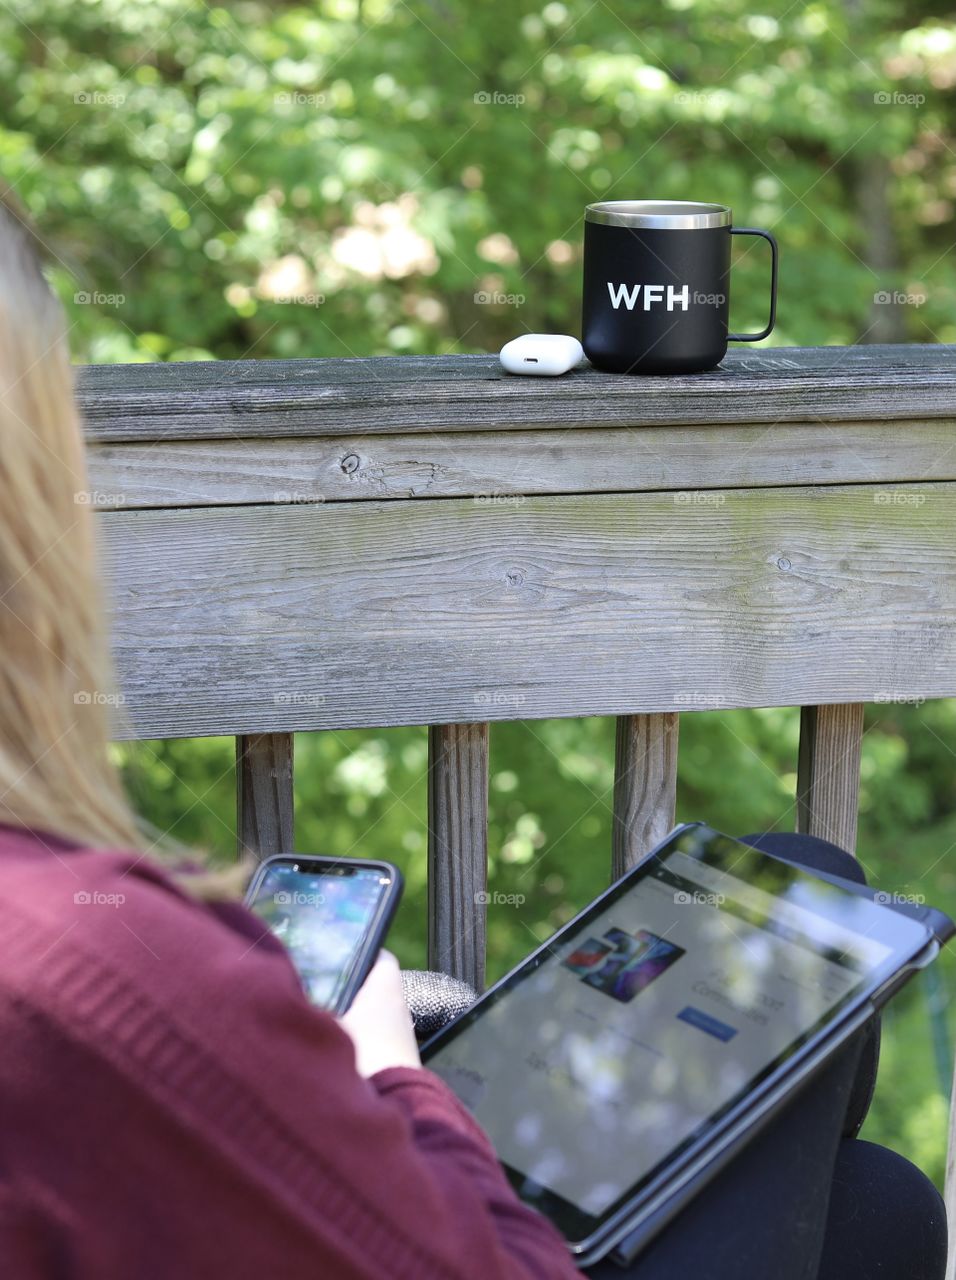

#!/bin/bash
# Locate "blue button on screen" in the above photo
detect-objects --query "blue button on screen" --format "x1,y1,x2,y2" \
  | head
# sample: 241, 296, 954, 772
677, 1005, 738, 1041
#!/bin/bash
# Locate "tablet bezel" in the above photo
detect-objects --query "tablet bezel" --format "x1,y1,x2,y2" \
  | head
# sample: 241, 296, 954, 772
421, 823, 935, 1256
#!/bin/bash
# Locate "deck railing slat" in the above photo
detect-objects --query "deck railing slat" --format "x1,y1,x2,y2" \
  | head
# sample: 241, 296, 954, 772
76, 346, 956, 443
612, 713, 680, 878
795, 704, 865, 854
427, 723, 489, 991
99, 487, 956, 740
85, 417, 956, 510
236, 732, 295, 860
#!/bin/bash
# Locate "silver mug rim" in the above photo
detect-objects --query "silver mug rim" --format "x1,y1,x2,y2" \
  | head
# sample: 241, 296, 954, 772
585, 200, 732, 230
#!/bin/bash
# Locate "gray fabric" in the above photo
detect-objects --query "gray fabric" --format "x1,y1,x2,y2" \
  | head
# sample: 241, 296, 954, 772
401, 969, 478, 1041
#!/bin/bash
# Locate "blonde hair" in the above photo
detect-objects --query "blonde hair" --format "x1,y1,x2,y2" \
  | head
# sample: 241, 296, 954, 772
0, 185, 155, 853
0, 185, 252, 897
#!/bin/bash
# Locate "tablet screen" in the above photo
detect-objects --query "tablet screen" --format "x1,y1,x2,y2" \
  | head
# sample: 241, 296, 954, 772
422, 826, 929, 1244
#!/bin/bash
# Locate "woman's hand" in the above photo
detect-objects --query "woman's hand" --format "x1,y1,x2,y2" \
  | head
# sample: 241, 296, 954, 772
339, 950, 422, 1078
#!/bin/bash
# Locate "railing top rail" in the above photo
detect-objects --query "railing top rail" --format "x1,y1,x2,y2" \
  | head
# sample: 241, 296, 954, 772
76, 345, 956, 444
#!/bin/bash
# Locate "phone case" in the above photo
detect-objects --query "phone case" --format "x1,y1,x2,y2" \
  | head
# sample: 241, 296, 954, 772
337, 862, 403, 1014
244, 855, 404, 1014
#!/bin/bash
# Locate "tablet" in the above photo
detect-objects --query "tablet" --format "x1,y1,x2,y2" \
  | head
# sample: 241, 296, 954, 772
421, 823, 953, 1268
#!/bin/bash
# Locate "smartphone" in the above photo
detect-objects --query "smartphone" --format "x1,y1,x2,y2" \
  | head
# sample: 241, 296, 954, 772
244, 855, 403, 1013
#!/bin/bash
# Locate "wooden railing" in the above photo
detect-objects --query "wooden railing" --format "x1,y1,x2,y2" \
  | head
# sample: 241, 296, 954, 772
78, 344, 956, 1239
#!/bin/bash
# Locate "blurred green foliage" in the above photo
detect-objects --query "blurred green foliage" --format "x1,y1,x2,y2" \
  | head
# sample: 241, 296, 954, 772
5, 0, 955, 1187
3, 0, 955, 357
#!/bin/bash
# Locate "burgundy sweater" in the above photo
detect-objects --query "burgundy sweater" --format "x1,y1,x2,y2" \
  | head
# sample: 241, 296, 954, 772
0, 825, 582, 1279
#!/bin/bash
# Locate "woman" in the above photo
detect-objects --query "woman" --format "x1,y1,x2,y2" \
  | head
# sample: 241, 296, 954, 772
0, 186, 946, 1279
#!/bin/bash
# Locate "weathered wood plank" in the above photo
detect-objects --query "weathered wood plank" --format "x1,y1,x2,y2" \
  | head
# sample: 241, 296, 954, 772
795, 704, 865, 854
76, 345, 956, 443
85, 417, 956, 509
612, 713, 680, 878
427, 723, 488, 989
99, 485, 956, 739
236, 733, 294, 860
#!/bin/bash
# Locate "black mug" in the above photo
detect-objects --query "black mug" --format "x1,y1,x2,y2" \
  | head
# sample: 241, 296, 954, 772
582, 200, 778, 374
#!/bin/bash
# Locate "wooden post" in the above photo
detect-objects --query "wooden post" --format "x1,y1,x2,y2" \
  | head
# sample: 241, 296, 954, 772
796, 704, 864, 854
236, 733, 294, 860
428, 723, 489, 990
612, 713, 680, 879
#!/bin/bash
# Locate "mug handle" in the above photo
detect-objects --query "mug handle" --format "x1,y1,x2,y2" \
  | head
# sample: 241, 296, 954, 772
728, 228, 778, 342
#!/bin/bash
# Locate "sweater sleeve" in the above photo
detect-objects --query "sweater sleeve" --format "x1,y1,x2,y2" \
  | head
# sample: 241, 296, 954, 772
0, 849, 585, 1280
372, 1066, 586, 1279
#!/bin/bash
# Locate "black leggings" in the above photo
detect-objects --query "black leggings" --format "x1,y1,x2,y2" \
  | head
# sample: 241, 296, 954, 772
584, 832, 948, 1280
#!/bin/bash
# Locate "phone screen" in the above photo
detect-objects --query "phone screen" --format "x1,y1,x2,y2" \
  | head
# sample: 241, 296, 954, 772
246, 861, 391, 1009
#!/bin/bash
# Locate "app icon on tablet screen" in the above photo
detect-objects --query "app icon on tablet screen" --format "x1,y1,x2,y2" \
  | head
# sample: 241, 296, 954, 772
564, 926, 685, 1003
